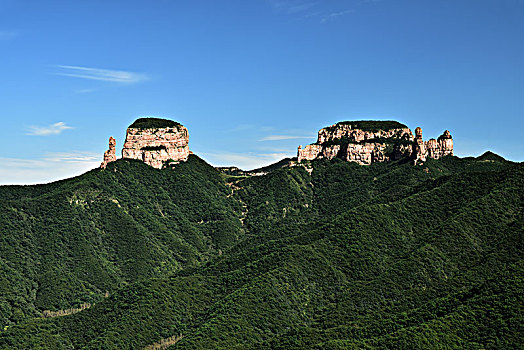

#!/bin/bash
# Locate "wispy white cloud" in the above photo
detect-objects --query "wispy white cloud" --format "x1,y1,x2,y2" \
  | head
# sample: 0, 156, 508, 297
0, 31, 16, 40
198, 151, 295, 170
0, 151, 100, 185
74, 88, 97, 94
272, 0, 317, 13
26, 122, 73, 136
43, 152, 99, 162
269, 0, 365, 22
270, 0, 318, 14
54, 65, 149, 83
321, 10, 353, 22
258, 134, 314, 141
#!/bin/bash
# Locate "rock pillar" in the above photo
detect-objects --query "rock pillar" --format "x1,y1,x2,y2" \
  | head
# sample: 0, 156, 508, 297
100, 136, 117, 168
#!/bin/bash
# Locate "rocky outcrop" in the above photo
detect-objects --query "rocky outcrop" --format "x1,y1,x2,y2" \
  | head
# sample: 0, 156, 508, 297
316, 122, 413, 145
121, 118, 190, 169
413, 128, 454, 164
100, 118, 190, 170
100, 136, 116, 169
298, 121, 414, 165
297, 144, 323, 162
298, 121, 453, 165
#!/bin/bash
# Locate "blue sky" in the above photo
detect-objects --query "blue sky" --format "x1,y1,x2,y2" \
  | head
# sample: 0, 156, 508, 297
0, 0, 523, 184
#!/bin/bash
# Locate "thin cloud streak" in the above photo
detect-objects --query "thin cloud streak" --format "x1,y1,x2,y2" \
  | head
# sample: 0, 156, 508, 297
321, 10, 353, 22
44, 152, 99, 163
26, 122, 73, 136
269, 0, 367, 22
54, 65, 149, 83
258, 135, 314, 141
0, 152, 100, 185
74, 88, 97, 94
271, 0, 317, 14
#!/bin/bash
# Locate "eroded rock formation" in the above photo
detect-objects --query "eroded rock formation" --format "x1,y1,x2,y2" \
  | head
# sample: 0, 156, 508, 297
100, 118, 190, 170
413, 128, 454, 164
298, 121, 453, 165
121, 118, 190, 169
298, 121, 413, 165
100, 136, 116, 169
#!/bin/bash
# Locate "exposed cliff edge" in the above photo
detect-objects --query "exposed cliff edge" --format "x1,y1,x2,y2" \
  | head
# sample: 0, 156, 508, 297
298, 121, 453, 165
101, 117, 190, 169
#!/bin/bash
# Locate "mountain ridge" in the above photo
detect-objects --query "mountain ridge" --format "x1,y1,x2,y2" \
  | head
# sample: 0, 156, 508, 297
101, 118, 457, 173
0, 118, 521, 349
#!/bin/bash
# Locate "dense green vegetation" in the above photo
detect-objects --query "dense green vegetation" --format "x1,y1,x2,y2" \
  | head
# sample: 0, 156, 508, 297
326, 120, 408, 132
0, 156, 242, 327
217, 158, 296, 176
247, 157, 296, 173
129, 118, 182, 129
0, 153, 522, 349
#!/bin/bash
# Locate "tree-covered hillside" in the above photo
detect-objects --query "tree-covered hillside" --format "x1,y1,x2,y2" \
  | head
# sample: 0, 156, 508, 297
0, 156, 243, 327
0, 154, 521, 349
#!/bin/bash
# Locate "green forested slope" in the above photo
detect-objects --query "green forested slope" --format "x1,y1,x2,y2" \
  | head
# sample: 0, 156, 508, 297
0, 154, 521, 349
0, 156, 242, 326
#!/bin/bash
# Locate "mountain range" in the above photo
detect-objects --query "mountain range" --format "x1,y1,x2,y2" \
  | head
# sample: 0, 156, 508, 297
0, 119, 521, 349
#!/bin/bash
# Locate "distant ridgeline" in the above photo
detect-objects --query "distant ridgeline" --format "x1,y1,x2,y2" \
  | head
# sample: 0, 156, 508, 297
101, 117, 190, 169
298, 120, 453, 165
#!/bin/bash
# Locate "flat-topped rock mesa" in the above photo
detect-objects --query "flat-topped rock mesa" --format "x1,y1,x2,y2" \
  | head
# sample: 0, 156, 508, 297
298, 121, 453, 165
122, 118, 190, 169
100, 117, 190, 169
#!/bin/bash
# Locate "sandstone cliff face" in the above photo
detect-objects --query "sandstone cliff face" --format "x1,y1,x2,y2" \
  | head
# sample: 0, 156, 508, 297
298, 121, 453, 165
298, 121, 413, 165
317, 123, 413, 144
121, 120, 189, 169
100, 136, 116, 169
